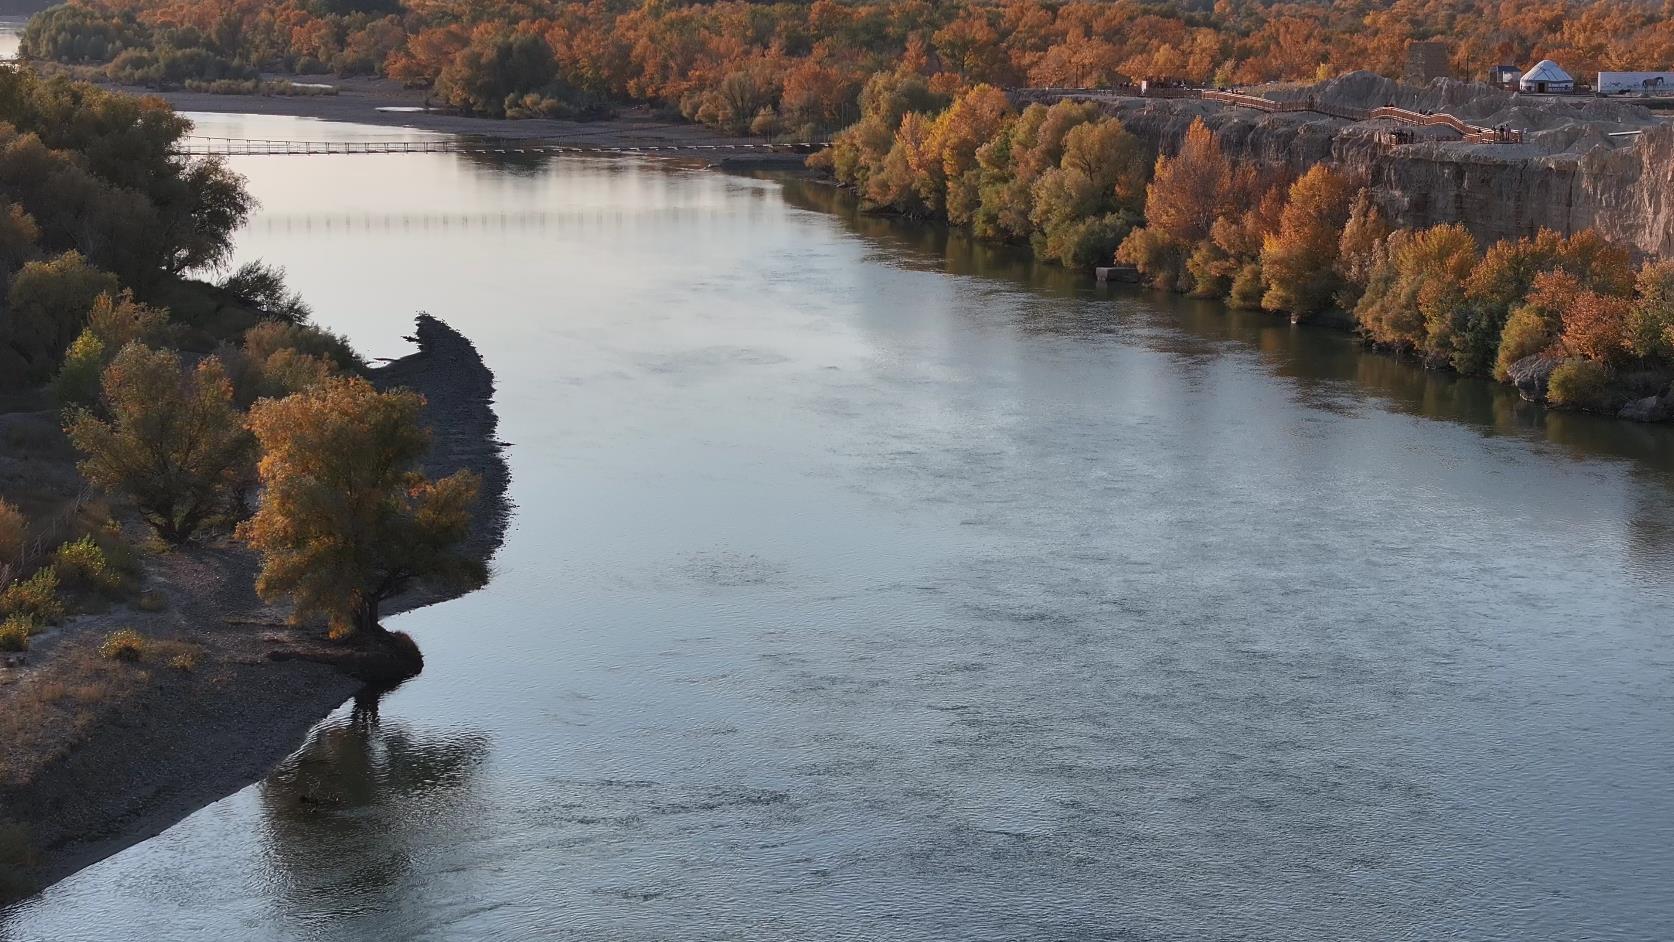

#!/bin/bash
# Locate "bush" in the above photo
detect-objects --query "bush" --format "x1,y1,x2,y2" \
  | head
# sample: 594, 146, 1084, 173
136, 590, 168, 612
100, 627, 146, 661
53, 536, 121, 595
53, 330, 107, 409
168, 649, 199, 671
1546, 358, 1610, 410
1496, 306, 1556, 382
0, 615, 31, 651
1227, 263, 1265, 310
0, 569, 64, 625
1117, 227, 1187, 289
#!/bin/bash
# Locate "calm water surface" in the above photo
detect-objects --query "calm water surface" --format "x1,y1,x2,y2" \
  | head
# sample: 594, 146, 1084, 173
5, 114, 1674, 941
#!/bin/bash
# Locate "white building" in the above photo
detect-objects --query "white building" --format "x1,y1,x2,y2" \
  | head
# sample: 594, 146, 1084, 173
1519, 60, 1574, 93
1597, 71, 1674, 95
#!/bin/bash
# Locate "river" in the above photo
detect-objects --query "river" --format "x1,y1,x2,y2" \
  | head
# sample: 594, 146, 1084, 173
4, 113, 1674, 941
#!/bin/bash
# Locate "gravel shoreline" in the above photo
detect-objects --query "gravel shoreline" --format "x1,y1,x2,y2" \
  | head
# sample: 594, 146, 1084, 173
0, 315, 510, 899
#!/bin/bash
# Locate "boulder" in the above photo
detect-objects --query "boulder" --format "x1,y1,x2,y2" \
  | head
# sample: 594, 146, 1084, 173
1507, 354, 1559, 401
1618, 392, 1673, 423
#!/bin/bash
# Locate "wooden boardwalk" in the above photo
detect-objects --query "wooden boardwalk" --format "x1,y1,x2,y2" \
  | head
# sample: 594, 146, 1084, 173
1016, 87, 1526, 144
176, 136, 831, 157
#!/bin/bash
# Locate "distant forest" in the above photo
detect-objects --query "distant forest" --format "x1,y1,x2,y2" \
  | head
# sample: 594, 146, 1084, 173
18, 0, 1674, 128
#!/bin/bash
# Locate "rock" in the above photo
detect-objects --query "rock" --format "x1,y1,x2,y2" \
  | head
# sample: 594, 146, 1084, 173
1618, 392, 1673, 423
1079, 75, 1674, 257
1507, 354, 1559, 400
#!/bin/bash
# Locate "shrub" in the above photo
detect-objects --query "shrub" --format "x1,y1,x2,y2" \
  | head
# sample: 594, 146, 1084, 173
0, 569, 64, 625
53, 536, 121, 595
168, 649, 199, 671
136, 590, 168, 612
1546, 359, 1610, 410
1116, 227, 1186, 289
86, 291, 167, 351
54, 330, 107, 409
1227, 263, 1265, 310
100, 627, 146, 661
0, 616, 31, 651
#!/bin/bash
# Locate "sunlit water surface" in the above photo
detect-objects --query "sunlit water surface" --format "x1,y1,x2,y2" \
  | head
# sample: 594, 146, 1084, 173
5, 113, 1674, 941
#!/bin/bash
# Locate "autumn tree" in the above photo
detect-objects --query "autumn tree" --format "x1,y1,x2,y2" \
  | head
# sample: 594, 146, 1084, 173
1353, 224, 1480, 366
66, 344, 254, 544
1259, 166, 1357, 320
239, 377, 482, 639
1626, 261, 1674, 360
1495, 270, 1584, 380
1029, 117, 1147, 268
1144, 119, 1239, 246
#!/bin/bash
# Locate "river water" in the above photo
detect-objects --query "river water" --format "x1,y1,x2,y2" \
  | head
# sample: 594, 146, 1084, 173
4, 114, 1674, 941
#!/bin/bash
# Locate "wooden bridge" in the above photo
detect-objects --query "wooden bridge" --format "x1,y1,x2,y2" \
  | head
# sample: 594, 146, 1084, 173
1199, 90, 1525, 143
175, 136, 831, 157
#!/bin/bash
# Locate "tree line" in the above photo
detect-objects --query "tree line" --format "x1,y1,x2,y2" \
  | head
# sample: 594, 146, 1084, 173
20, 0, 1674, 131
826, 81, 1674, 414
0, 67, 480, 648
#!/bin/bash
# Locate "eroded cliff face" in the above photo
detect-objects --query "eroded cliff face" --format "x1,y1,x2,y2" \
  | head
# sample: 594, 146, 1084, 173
1086, 77, 1673, 257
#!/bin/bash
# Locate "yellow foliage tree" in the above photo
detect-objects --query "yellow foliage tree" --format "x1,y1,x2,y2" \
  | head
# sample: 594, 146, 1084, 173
1144, 118, 1239, 245
1259, 165, 1357, 320
238, 376, 482, 639
66, 344, 253, 544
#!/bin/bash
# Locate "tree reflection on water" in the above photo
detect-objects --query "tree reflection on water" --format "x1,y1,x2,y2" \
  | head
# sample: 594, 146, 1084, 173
257, 692, 491, 919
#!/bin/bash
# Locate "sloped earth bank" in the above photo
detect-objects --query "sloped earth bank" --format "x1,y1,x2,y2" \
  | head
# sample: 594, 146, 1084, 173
0, 315, 509, 898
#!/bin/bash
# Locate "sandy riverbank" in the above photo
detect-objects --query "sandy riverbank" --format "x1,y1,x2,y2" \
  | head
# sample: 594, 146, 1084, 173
0, 315, 510, 899
114, 74, 815, 169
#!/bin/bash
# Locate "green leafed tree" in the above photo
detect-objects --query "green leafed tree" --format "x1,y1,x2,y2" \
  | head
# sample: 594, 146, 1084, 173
1, 251, 119, 384
66, 343, 254, 544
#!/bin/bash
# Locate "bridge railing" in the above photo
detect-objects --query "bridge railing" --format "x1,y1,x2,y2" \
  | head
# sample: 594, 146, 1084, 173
1199, 89, 1522, 143
175, 136, 833, 157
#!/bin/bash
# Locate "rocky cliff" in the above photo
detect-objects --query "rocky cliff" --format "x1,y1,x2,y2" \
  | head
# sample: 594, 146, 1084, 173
1077, 73, 1674, 256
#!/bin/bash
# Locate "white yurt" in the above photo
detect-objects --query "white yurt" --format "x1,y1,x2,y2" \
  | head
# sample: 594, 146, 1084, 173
1519, 60, 1574, 93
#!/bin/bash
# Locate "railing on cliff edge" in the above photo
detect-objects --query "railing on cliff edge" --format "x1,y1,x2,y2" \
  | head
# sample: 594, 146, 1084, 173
1015, 86, 1524, 145
1196, 89, 1524, 143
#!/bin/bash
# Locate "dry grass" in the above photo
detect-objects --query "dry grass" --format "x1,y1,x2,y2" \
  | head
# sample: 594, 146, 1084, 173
0, 635, 205, 786
0, 648, 133, 784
